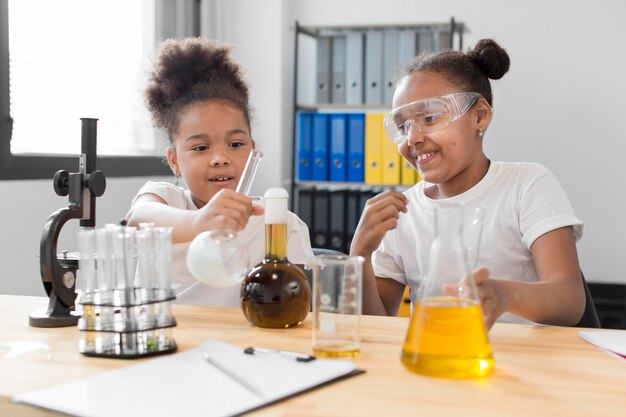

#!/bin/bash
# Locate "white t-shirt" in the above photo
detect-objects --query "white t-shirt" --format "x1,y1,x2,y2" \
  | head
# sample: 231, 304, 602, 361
131, 181, 314, 307
372, 161, 583, 324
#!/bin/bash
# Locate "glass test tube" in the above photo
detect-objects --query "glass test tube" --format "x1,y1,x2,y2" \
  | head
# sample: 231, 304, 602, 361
154, 227, 173, 299
236, 149, 263, 196
154, 227, 174, 328
77, 228, 97, 302
136, 223, 156, 301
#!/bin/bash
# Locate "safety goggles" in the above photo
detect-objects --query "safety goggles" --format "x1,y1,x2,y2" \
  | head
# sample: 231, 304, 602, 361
383, 92, 483, 144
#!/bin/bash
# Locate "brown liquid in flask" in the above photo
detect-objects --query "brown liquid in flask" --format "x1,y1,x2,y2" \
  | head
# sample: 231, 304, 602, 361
240, 188, 311, 328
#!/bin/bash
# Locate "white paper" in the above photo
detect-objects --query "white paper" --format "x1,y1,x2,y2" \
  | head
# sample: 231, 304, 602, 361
13, 339, 357, 417
578, 330, 626, 359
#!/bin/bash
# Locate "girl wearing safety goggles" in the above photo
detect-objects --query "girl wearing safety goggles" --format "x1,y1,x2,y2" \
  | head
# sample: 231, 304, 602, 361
350, 39, 585, 329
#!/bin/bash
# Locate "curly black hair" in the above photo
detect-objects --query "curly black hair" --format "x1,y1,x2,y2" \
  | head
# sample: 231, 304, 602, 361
402, 38, 510, 106
145, 37, 251, 142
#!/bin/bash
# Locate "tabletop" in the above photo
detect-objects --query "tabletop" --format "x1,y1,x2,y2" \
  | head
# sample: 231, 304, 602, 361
1, 294, 625, 417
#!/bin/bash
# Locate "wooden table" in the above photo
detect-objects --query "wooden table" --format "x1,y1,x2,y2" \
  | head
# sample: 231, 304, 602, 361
1, 294, 625, 416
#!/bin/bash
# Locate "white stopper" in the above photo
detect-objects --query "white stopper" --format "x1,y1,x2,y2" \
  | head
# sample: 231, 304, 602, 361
263, 187, 289, 224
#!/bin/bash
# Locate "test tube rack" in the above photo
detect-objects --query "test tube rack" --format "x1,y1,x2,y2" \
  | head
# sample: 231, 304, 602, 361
77, 224, 177, 359
78, 288, 177, 358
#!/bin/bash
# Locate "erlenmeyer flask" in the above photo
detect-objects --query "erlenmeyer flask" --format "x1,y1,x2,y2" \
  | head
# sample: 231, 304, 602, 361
401, 203, 494, 378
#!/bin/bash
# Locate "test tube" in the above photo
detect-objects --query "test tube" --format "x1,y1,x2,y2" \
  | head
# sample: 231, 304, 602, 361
95, 226, 115, 303
77, 228, 97, 336
236, 149, 263, 196
77, 228, 97, 303
154, 227, 173, 300
136, 223, 157, 301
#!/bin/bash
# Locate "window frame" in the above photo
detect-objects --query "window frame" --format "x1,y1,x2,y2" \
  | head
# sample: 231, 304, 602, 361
0, 0, 171, 180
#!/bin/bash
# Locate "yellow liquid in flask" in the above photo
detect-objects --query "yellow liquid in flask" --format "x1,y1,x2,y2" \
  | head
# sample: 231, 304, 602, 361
401, 297, 494, 378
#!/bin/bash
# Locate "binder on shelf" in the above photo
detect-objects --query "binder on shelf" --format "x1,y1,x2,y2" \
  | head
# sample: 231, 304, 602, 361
328, 190, 346, 253
312, 188, 330, 248
398, 29, 417, 72
312, 113, 329, 181
296, 112, 313, 181
297, 188, 314, 243
381, 132, 401, 185
347, 113, 365, 183
330, 35, 346, 103
344, 189, 360, 254
329, 113, 348, 182
316, 37, 331, 103
364, 30, 383, 105
382, 29, 400, 105
364, 113, 383, 185
436, 29, 452, 51
417, 29, 433, 54
345, 31, 364, 104
400, 159, 416, 186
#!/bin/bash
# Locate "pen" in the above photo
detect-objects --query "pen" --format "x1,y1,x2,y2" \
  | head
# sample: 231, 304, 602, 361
202, 352, 264, 397
244, 346, 316, 362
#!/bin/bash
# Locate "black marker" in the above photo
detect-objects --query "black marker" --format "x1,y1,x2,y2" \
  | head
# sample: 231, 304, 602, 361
244, 346, 316, 362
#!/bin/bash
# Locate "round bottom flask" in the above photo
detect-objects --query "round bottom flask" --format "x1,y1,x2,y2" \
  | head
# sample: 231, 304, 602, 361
240, 188, 311, 328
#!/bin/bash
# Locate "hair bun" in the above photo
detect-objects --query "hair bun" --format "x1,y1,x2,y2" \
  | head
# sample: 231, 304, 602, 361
468, 39, 510, 80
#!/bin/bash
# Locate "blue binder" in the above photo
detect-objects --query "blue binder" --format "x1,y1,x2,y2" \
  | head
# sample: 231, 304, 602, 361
347, 113, 365, 182
329, 113, 347, 182
296, 112, 313, 181
312, 113, 329, 181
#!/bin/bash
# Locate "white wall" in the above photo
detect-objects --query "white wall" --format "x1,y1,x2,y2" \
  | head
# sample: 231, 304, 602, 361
2, 0, 625, 296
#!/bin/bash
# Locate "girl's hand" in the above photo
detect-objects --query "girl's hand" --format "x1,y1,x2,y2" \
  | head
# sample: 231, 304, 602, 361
350, 190, 408, 257
443, 267, 507, 330
192, 189, 264, 235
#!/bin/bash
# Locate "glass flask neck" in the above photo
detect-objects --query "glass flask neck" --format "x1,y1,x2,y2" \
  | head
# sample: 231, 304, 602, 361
264, 223, 288, 261
422, 203, 476, 301
434, 204, 463, 243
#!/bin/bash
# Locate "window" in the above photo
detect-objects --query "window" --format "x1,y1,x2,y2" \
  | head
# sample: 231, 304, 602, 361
0, 0, 200, 179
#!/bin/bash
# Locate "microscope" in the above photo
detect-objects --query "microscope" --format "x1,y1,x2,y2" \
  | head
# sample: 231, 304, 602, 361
29, 118, 106, 327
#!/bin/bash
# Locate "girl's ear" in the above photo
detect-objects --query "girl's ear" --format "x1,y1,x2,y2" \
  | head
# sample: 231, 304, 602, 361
475, 98, 492, 131
166, 146, 179, 176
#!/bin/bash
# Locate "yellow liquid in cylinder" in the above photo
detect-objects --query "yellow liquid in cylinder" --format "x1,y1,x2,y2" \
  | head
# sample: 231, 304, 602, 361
401, 297, 494, 378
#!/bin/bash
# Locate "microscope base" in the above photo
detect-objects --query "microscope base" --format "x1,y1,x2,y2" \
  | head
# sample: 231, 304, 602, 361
29, 306, 80, 328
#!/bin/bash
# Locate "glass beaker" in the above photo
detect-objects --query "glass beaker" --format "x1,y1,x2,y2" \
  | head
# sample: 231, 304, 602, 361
401, 203, 494, 378
310, 254, 364, 358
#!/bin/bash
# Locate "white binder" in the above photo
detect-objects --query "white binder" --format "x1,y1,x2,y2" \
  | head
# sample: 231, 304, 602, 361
330, 35, 346, 103
316, 36, 331, 103
364, 29, 383, 105
383, 28, 400, 105
345, 31, 364, 104
398, 29, 417, 74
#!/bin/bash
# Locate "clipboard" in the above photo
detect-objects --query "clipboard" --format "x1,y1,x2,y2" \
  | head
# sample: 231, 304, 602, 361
13, 339, 365, 417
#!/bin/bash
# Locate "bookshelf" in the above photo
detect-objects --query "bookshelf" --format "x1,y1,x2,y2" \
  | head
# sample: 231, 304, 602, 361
290, 18, 466, 254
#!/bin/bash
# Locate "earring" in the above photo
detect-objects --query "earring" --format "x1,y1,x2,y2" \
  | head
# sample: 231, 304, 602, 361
478, 127, 484, 137
174, 170, 180, 187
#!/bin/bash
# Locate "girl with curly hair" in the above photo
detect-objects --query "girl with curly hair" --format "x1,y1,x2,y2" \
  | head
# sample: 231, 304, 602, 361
125, 38, 312, 306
